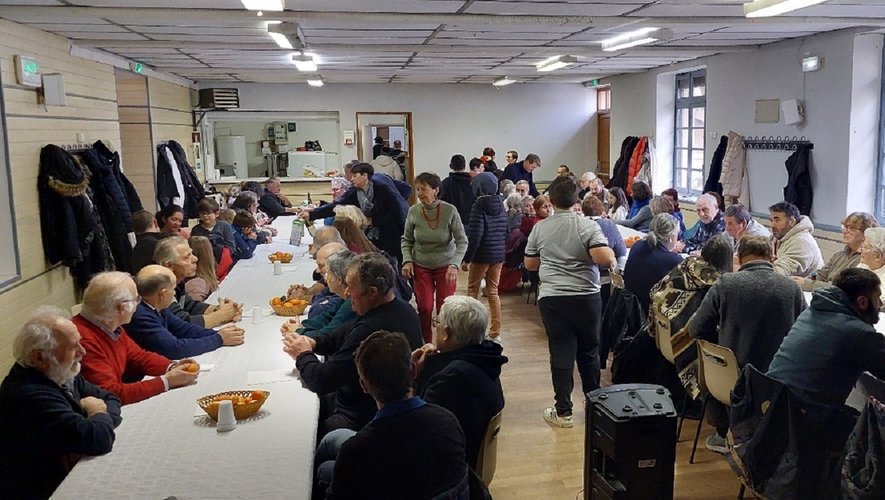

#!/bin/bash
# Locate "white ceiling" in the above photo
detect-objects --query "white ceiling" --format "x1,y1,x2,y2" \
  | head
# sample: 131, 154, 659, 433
0, 0, 883, 84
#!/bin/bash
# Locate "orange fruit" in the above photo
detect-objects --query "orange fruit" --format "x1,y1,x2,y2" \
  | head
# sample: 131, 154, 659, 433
183, 363, 199, 373
250, 390, 264, 401
272, 297, 282, 306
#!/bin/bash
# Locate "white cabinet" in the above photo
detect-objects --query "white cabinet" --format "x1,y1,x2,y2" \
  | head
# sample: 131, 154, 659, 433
215, 136, 249, 178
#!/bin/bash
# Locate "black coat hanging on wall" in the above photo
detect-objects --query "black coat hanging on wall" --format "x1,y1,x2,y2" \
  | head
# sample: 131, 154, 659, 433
783, 144, 814, 216
157, 140, 205, 222
38, 145, 115, 289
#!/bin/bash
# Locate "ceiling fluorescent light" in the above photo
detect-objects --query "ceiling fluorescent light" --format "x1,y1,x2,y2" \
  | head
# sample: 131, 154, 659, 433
536, 55, 577, 72
307, 76, 324, 87
292, 53, 318, 72
744, 0, 828, 18
242, 0, 284, 11
601, 28, 673, 52
493, 76, 517, 87
267, 22, 302, 50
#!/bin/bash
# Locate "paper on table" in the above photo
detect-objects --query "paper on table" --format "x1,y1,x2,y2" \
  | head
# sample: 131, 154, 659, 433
247, 369, 299, 386
200, 364, 215, 372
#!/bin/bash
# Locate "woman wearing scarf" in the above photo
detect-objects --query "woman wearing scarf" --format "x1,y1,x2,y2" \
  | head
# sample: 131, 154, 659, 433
401, 173, 468, 342
306, 163, 408, 264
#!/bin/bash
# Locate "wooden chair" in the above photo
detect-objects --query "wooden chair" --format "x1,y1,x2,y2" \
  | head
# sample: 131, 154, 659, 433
474, 409, 504, 486
690, 340, 741, 464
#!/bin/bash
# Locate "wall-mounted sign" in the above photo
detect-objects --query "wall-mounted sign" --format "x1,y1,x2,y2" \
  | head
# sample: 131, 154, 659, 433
130, 62, 145, 74
343, 130, 355, 147
14, 55, 41, 87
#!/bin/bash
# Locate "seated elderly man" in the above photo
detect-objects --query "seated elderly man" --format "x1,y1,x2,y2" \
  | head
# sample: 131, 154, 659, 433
282, 253, 422, 436
676, 193, 725, 254
287, 226, 345, 304
73, 271, 200, 404
154, 236, 241, 327
259, 177, 297, 218
769, 201, 823, 277
315, 331, 469, 500
127, 265, 245, 359
796, 212, 877, 291
283, 249, 358, 339
413, 295, 507, 471
723, 204, 770, 245
0, 306, 122, 500
289, 242, 348, 323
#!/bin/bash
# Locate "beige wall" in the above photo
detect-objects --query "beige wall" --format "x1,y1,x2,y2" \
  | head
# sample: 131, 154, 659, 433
0, 19, 195, 374
0, 19, 120, 373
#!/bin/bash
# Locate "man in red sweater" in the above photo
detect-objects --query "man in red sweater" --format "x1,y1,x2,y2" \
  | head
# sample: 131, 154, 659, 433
73, 271, 199, 404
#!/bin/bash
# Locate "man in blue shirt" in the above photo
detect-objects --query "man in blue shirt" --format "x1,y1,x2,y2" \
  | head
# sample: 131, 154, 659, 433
501, 152, 541, 197
127, 265, 244, 359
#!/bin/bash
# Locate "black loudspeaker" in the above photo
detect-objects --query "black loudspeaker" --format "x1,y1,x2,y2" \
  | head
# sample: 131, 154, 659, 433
585, 384, 677, 500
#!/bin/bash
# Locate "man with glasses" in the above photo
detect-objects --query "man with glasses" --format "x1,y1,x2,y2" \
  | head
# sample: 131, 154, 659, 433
281, 253, 422, 437
73, 271, 199, 405
127, 265, 245, 359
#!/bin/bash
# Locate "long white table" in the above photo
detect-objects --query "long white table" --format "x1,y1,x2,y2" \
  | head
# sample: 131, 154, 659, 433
54, 216, 319, 499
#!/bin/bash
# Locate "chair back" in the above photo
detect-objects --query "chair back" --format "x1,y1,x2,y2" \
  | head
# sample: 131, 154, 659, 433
71, 303, 83, 316
651, 305, 676, 364
697, 339, 741, 406
474, 409, 503, 486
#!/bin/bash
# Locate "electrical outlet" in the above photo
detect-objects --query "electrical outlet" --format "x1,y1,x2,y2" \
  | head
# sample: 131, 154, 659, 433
77, 132, 86, 143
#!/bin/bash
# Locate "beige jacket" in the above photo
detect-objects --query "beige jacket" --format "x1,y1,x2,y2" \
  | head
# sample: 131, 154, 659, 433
772, 215, 824, 277
720, 131, 749, 206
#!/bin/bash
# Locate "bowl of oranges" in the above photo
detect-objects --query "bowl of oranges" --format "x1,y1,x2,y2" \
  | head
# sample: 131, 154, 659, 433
625, 235, 642, 248
270, 296, 309, 316
198, 390, 270, 421
268, 251, 294, 263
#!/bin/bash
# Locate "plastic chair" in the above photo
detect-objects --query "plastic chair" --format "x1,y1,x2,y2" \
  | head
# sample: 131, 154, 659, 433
690, 340, 741, 464
474, 409, 504, 486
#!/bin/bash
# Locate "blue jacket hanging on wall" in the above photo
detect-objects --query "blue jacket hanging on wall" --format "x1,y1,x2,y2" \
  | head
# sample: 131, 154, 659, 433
156, 140, 205, 222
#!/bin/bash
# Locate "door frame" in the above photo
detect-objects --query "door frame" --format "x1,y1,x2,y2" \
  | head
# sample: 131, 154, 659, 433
355, 111, 414, 189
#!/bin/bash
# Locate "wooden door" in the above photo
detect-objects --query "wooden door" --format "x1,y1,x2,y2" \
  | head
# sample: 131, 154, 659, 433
598, 112, 611, 180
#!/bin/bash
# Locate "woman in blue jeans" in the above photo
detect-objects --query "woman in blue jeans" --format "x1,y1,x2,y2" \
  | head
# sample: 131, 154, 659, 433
524, 177, 616, 428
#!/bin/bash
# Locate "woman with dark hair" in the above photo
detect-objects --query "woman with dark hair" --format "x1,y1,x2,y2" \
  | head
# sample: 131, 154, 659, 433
650, 196, 686, 239
156, 204, 189, 239
607, 187, 629, 221
661, 188, 684, 227
647, 233, 733, 399
614, 181, 653, 232
401, 172, 469, 342
482, 146, 500, 177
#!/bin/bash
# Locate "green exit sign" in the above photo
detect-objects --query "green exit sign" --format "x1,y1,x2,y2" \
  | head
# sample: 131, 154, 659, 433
130, 62, 145, 74
590, 79, 600, 87
14, 55, 41, 87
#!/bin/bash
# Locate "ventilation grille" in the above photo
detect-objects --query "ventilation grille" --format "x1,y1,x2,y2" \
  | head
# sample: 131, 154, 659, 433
198, 88, 239, 109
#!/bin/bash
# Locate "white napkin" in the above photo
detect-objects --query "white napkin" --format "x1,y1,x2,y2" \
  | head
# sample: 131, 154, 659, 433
247, 369, 299, 386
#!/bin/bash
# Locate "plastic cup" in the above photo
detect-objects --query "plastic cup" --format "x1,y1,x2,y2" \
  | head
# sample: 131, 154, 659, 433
216, 400, 237, 432
252, 305, 263, 324
274, 261, 282, 275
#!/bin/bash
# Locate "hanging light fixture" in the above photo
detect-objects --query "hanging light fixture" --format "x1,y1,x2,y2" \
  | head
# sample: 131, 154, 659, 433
292, 52, 318, 72
744, 0, 828, 18
267, 22, 302, 50
535, 55, 577, 72
241, 0, 284, 11
601, 28, 673, 52
492, 76, 517, 87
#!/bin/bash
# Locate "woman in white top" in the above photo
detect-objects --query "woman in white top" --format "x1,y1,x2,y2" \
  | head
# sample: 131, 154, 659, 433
859, 227, 885, 287
607, 186, 629, 221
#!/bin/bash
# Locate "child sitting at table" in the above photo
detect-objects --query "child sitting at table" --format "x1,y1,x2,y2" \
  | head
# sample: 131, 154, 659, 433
231, 210, 259, 262
190, 198, 236, 251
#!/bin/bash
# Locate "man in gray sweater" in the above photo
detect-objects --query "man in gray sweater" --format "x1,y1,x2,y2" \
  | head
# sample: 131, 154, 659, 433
689, 235, 805, 453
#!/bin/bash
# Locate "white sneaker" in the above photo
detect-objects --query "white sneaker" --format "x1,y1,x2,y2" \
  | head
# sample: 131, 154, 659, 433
705, 433, 728, 454
543, 407, 573, 428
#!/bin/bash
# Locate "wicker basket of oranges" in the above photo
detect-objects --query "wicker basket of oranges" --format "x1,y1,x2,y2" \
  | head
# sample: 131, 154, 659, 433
270, 296, 309, 316
268, 252, 293, 263
197, 390, 270, 421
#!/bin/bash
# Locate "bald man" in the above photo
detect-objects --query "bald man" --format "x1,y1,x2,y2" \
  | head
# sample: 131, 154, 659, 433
73, 271, 199, 405
310, 226, 346, 258
289, 242, 347, 321
127, 265, 244, 359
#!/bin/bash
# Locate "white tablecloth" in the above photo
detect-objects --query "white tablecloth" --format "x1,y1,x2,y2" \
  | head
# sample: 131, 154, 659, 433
54, 216, 320, 499
616, 223, 644, 240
